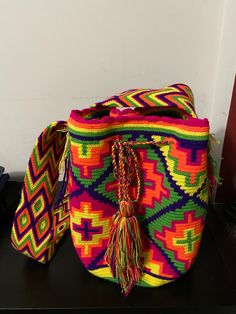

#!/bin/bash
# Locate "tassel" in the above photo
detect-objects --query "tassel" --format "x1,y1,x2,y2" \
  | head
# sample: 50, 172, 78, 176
56, 156, 70, 207
56, 129, 70, 207
59, 131, 70, 174
105, 139, 145, 296
105, 138, 172, 295
207, 133, 222, 189
207, 153, 222, 188
105, 199, 143, 296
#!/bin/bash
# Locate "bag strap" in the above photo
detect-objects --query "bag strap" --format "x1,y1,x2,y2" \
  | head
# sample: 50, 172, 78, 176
11, 121, 70, 263
92, 84, 197, 118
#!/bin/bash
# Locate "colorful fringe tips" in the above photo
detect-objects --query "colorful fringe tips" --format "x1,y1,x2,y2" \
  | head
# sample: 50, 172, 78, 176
105, 138, 143, 295
105, 199, 143, 295
12, 84, 215, 295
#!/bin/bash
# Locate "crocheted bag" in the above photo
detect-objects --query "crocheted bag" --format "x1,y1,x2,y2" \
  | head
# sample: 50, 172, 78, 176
11, 84, 214, 295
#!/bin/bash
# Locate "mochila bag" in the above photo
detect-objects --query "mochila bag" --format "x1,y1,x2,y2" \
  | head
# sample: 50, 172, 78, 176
11, 84, 217, 295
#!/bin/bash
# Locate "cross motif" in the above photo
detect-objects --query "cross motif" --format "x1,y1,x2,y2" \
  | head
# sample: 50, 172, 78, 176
73, 218, 103, 241
175, 229, 200, 253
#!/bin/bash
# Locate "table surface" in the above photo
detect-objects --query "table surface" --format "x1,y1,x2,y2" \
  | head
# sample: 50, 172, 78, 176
0, 202, 235, 313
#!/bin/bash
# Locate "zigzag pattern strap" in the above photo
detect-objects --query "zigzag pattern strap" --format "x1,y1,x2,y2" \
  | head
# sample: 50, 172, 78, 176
11, 121, 70, 264
92, 84, 196, 117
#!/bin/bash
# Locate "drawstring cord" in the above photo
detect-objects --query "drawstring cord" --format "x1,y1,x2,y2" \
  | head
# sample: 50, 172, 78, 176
105, 137, 171, 296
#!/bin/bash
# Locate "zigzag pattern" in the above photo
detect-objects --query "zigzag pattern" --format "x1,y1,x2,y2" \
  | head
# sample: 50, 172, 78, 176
11, 121, 70, 263
93, 84, 196, 118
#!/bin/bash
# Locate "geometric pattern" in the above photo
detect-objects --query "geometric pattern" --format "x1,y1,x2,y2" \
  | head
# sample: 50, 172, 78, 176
92, 83, 196, 118
70, 191, 115, 267
68, 84, 210, 290
157, 137, 208, 195
11, 121, 70, 264
153, 211, 205, 271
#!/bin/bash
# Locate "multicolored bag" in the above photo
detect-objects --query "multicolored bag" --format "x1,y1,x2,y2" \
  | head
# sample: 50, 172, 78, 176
11, 84, 216, 295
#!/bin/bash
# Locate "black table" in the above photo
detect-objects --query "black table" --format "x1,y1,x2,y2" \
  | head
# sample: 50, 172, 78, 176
0, 191, 235, 313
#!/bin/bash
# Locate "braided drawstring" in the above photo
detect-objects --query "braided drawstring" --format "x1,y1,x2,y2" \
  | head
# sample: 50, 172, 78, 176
105, 137, 171, 296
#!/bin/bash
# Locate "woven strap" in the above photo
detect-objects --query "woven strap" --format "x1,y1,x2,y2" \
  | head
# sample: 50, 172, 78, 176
11, 121, 71, 263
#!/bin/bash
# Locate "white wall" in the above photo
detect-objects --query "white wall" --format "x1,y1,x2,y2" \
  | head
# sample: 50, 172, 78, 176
0, 0, 231, 177
209, 0, 236, 179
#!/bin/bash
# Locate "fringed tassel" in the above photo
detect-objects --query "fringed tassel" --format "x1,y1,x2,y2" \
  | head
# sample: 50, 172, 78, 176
105, 138, 172, 295
207, 153, 222, 188
56, 130, 70, 207
105, 199, 143, 296
56, 156, 70, 207
59, 131, 70, 174
207, 133, 222, 189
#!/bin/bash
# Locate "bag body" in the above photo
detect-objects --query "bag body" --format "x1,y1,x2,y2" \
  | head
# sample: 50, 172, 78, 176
11, 84, 212, 294
68, 97, 209, 292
